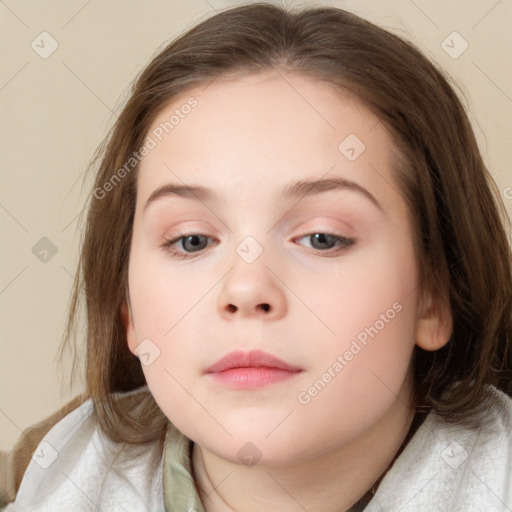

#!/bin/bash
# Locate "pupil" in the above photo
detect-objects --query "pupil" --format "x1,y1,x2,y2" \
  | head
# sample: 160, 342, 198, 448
313, 233, 333, 249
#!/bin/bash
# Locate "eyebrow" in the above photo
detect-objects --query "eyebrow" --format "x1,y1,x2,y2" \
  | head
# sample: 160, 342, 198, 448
143, 176, 383, 213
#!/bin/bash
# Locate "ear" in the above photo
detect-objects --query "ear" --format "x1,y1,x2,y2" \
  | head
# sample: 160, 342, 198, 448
415, 289, 453, 351
121, 296, 138, 356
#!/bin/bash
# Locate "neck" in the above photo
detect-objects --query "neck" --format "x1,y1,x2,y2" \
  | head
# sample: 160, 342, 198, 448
191, 390, 416, 512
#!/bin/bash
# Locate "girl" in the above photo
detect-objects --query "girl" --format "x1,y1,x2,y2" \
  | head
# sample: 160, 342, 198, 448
2, 2, 511, 511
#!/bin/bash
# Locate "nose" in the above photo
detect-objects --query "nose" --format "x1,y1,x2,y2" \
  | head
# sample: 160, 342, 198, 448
217, 247, 287, 321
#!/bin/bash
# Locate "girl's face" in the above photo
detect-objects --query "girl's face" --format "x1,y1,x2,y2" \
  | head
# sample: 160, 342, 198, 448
125, 72, 427, 464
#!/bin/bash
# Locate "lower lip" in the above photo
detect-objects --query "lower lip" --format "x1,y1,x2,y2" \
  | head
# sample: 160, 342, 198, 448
207, 367, 301, 389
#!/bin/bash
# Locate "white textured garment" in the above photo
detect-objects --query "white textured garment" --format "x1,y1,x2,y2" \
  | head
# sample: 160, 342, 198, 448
3, 386, 512, 511
364, 386, 512, 512
2, 398, 166, 512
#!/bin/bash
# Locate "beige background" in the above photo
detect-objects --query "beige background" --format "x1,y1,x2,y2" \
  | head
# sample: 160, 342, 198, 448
0, 0, 511, 450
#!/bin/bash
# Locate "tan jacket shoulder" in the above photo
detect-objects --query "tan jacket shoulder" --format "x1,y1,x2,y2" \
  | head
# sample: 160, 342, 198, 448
0, 395, 87, 509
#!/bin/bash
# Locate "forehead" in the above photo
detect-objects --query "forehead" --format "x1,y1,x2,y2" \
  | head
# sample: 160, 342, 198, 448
136, 71, 397, 208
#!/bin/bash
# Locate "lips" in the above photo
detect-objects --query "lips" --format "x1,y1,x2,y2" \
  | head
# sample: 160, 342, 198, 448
204, 349, 302, 374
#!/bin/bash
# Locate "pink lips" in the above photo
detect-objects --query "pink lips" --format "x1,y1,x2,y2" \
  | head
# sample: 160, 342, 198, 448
204, 349, 302, 389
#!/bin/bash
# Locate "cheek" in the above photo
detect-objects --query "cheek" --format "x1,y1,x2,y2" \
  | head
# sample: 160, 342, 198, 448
129, 273, 206, 430
301, 235, 419, 400
293, 274, 417, 443
127, 247, 205, 406
128, 242, 206, 339
306, 235, 418, 349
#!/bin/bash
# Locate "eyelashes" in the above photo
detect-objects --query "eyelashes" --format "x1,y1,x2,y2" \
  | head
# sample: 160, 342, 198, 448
298, 233, 354, 253
162, 234, 213, 259
161, 232, 356, 260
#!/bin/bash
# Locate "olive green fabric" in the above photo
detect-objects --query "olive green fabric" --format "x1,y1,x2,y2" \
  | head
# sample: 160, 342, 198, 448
163, 425, 205, 512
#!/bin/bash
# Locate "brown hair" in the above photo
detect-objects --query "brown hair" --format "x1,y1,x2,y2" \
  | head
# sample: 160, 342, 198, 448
60, 2, 512, 446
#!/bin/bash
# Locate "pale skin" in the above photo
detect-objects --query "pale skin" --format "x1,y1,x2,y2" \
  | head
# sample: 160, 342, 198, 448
123, 71, 452, 511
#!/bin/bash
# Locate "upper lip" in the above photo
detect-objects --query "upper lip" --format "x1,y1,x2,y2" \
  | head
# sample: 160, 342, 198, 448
204, 349, 302, 373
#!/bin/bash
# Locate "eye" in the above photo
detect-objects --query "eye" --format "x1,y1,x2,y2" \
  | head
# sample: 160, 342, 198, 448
162, 234, 215, 259
295, 233, 355, 255
161, 232, 355, 260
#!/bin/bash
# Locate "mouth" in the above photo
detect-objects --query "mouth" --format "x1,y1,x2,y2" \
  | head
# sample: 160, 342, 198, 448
204, 349, 302, 389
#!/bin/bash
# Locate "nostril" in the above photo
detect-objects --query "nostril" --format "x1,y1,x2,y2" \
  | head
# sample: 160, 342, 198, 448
226, 304, 237, 313
259, 303, 270, 312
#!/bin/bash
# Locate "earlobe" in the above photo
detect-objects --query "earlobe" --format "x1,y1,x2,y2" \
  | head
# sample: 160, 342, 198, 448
415, 293, 453, 351
121, 298, 138, 355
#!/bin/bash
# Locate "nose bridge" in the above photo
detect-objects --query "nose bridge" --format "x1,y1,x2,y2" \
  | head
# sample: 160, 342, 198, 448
235, 234, 266, 266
